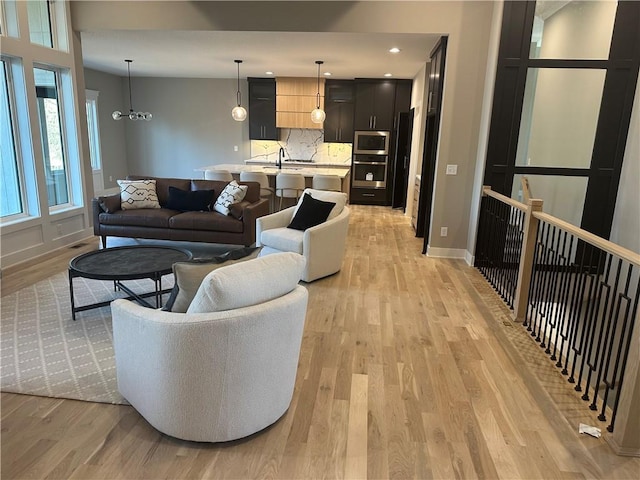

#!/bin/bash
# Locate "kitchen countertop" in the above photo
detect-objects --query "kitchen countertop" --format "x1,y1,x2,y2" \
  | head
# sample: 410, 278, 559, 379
196, 163, 351, 178
245, 159, 350, 168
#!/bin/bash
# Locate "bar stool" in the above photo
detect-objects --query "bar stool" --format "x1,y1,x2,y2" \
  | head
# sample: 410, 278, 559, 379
240, 171, 275, 212
275, 173, 305, 210
204, 170, 233, 182
312, 174, 342, 192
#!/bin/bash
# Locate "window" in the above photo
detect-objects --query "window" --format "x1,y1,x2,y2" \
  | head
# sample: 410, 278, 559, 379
27, 0, 53, 48
85, 90, 101, 171
0, 59, 23, 217
34, 66, 69, 207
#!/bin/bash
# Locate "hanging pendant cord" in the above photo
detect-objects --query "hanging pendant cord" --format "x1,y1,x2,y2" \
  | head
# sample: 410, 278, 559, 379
127, 60, 133, 112
237, 61, 242, 107
316, 62, 321, 109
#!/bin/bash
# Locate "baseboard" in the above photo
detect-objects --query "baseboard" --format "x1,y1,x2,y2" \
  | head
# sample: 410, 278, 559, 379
426, 246, 467, 259
606, 435, 640, 457
465, 251, 475, 266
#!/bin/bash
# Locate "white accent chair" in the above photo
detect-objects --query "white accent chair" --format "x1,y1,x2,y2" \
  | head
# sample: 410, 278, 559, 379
112, 252, 308, 443
205, 169, 233, 182
312, 174, 342, 192
275, 173, 305, 210
240, 171, 275, 212
256, 188, 350, 282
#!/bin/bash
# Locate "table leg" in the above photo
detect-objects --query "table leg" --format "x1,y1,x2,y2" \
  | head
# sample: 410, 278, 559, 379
69, 269, 76, 321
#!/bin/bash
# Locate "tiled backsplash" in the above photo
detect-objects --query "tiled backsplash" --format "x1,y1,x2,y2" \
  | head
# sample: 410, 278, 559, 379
250, 129, 352, 165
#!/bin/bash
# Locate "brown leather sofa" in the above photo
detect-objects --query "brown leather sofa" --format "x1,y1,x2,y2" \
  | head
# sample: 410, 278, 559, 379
93, 175, 269, 248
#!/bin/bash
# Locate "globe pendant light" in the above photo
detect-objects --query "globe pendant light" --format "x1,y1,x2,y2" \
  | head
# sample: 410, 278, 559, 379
231, 59, 247, 122
310, 60, 326, 124
112, 59, 152, 121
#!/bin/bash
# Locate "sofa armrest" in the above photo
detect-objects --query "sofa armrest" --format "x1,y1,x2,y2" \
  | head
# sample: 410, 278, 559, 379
241, 198, 270, 246
92, 198, 101, 235
93, 193, 121, 235
255, 207, 296, 247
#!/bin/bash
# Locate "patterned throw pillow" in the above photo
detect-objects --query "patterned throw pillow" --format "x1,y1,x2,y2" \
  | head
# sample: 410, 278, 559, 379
213, 180, 248, 215
117, 179, 161, 210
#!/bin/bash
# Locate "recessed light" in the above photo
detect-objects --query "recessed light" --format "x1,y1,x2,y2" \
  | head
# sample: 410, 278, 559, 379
384, 73, 393, 77
389, 47, 401, 54
265, 71, 274, 75
324, 72, 332, 76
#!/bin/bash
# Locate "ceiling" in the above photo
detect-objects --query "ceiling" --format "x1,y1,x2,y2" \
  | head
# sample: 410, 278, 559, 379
80, 30, 439, 80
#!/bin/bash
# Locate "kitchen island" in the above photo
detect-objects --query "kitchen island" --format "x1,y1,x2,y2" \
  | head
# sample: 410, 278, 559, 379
196, 163, 351, 194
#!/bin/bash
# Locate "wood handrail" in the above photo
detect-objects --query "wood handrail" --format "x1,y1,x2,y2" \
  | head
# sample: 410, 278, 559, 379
533, 211, 640, 267
482, 186, 528, 211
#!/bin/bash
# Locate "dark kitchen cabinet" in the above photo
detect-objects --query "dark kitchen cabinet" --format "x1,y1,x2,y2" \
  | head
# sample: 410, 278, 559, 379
324, 80, 354, 143
248, 78, 278, 140
354, 79, 396, 131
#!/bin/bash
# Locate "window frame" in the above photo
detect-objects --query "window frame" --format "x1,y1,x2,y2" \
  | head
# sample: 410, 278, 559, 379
0, 56, 27, 220
85, 89, 102, 172
33, 63, 74, 211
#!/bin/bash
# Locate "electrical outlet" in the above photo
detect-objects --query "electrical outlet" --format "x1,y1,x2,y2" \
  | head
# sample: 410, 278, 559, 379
109, 175, 113, 182
446, 164, 458, 175
234, 145, 239, 152
440, 227, 448, 237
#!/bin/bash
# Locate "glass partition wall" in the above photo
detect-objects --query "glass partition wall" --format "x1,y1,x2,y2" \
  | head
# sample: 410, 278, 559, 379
483, 0, 639, 240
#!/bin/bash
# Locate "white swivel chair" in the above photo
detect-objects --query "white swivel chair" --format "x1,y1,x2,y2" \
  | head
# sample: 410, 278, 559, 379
312, 174, 342, 192
275, 173, 305, 210
256, 188, 350, 282
112, 252, 308, 443
240, 171, 275, 212
205, 169, 233, 182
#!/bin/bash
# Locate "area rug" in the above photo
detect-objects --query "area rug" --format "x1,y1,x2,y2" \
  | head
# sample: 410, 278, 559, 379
1, 271, 174, 405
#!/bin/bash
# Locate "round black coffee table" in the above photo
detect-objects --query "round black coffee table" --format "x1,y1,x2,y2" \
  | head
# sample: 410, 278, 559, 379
69, 245, 192, 320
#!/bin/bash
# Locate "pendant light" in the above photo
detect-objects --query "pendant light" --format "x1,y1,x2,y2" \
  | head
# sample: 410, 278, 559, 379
231, 59, 247, 122
310, 60, 326, 124
112, 59, 152, 121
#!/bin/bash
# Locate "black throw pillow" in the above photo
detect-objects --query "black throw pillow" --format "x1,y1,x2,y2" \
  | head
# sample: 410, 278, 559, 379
165, 186, 215, 212
287, 193, 336, 231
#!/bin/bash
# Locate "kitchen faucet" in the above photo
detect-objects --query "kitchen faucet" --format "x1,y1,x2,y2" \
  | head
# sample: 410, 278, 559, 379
278, 147, 285, 169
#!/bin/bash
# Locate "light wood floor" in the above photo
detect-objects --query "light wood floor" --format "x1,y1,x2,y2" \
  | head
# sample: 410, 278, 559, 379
2, 205, 639, 479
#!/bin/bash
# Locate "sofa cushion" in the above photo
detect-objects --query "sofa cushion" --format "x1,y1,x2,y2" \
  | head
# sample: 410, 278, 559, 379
127, 175, 191, 207
117, 179, 161, 210
287, 193, 335, 231
98, 194, 121, 213
166, 186, 215, 212
260, 227, 304, 254
293, 188, 347, 221
164, 246, 261, 313
169, 211, 243, 233
99, 208, 178, 228
213, 180, 248, 215
191, 179, 224, 196
187, 252, 305, 313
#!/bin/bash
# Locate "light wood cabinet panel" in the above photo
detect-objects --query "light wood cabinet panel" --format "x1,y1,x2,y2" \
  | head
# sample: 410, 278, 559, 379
275, 77, 326, 129
276, 111, 323, 129
276, 95, 324, 113
276, 77, 324, 96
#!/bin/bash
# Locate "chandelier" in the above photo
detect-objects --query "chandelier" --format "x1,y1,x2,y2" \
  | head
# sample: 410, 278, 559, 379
112, 59, 152, 121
